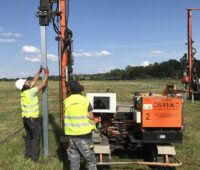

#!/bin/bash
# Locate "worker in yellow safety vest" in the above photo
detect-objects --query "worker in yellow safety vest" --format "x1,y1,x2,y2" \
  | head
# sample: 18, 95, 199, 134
15, 66, 49, 163
64, 80, 97, 170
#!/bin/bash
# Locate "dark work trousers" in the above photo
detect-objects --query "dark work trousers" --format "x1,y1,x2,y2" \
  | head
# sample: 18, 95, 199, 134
67, 137, 97, 170
23, 117, 41, 161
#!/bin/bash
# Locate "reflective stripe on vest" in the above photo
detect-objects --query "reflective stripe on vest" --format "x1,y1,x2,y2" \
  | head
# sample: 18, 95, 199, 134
21, 89, 39, 118
22, 108, 39, 114
64, 94, 96, 135
65, 122, 91, 127
64, 115, 88, 119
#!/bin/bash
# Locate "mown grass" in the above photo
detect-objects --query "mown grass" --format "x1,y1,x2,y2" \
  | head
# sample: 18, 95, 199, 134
0, 80, 199, 170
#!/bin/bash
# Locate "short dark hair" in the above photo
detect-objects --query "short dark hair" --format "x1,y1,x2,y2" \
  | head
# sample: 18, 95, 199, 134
69, 80, 82, 94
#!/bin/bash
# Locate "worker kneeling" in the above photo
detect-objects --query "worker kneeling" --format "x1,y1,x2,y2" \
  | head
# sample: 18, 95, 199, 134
64, 80, 97, 170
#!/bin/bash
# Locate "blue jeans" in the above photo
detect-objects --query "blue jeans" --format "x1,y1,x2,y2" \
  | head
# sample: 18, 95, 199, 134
67, 137, 97, 170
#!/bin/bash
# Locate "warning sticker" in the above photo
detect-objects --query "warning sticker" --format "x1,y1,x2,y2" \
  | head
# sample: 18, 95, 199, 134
143, 104, 153, 110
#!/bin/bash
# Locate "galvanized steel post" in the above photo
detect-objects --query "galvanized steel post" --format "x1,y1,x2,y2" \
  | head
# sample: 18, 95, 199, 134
40, 26, 49, 158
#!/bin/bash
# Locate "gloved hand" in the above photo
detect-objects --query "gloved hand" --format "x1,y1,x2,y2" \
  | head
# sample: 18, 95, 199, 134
44, 68, 49, 76
37, 65, 43, 74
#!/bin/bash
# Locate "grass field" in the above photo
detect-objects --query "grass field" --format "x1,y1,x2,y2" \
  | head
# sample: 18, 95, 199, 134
0, 80, 200, 170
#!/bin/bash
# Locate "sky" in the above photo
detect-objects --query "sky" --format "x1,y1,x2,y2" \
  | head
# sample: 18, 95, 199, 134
1, 0, 200, 78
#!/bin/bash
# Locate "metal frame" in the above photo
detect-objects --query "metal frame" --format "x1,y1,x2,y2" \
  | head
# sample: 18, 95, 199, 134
97, 155, 182, 167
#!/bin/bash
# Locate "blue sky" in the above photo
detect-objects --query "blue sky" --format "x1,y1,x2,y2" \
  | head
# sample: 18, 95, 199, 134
1, 0, 200, 78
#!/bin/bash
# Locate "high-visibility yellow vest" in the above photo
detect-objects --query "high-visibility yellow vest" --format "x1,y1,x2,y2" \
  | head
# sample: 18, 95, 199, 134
21, 89, 39, 118
64, 94, 96, 135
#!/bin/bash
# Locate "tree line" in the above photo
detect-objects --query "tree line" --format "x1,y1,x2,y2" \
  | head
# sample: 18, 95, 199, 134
77, 57, 200, 80
1, 57, 200, 81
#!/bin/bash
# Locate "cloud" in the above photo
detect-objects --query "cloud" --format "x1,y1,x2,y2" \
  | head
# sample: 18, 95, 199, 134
47, 54, 58, 61
25, 56, 40, 62
140, 60, 150, 67
1, 32, 22, 38
149, 50, 166, 56
100, 50, 112, 56
20, 72, 29, 76
22, 46, 40, 53
129, 61, 150, 67
73, 50, 112, 58
24, 53, 58, 62
97, 67, 114, 73
0, 39, 16, 42
0, 29, 22, 43
13, 33, 22, 38
22, 44, 58, 62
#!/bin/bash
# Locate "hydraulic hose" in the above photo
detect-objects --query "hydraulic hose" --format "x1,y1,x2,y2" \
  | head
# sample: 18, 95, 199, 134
0, 127, 24, 145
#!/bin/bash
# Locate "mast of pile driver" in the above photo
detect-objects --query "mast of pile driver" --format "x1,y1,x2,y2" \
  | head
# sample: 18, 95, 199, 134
60, 0, 68, 129
187, 8, 200, 99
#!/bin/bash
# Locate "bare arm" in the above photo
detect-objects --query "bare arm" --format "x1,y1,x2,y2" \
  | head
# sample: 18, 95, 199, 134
88, 111, 94, 120
30, 72, 41, 88
87, 103, 94, 120
36, 68, 49, 92
30, 66, 43, 88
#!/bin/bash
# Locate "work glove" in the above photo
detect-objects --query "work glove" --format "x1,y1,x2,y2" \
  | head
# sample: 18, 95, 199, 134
44, 68, 49, 76
37, 65, 43, 74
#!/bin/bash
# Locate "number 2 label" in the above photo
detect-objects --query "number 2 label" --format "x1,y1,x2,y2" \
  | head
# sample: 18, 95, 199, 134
146, 113, 150, 120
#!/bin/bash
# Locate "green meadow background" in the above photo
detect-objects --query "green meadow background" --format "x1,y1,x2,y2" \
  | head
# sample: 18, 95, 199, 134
0, 80, 199, 170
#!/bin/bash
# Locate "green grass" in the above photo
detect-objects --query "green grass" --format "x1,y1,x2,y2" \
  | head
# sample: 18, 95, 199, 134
0, 80, 199, 170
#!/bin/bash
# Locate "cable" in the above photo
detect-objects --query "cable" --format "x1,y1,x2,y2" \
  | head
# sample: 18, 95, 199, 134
0, 127, 24, 146
57, 31, 62, 127
52, 16, 60, 34
66, 0, 70, 26
52, 1, 61, 35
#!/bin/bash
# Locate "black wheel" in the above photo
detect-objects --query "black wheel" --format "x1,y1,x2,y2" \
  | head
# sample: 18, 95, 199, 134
97, 165, 111, 170
143, 144, 176, 170
143, 144, 158, 169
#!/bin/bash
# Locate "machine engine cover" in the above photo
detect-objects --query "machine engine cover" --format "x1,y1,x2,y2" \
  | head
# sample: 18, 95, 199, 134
141, 97, 182, 128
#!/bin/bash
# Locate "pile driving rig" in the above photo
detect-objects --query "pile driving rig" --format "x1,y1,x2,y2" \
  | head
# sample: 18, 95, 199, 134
181, 8, 200, 99
37, 1, 184, 169
87, 88, 183, 169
